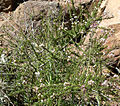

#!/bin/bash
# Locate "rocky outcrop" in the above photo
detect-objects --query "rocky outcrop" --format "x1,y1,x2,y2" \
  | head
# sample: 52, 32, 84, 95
0, 0, 93, 34
98, 0, 120, 70
0, 0, 92, 13
84, 0, 120, 72
0, 0, 61, 49
103, 24, 120, 71
99, 0, 120, 27
13, 1, 60, 27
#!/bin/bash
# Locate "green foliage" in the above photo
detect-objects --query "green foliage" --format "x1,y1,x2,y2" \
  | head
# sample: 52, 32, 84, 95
0, 0, 120, 105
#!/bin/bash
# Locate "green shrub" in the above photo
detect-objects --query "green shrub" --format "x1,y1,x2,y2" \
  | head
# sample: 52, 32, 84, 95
0, 0, 120, 105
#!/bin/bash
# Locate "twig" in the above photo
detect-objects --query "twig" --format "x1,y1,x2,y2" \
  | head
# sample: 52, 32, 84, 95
1, 89, 15, 106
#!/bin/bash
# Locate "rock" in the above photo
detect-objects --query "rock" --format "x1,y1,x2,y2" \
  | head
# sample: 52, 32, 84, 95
56, 0, 92, 7
0, 0, 94, 49
0, 0, 61, 49
103, 24, 120, 70
99, 0, 120, 27
13, 1, 60, 27
84, 0, 120, 71
98, 0, 120, 70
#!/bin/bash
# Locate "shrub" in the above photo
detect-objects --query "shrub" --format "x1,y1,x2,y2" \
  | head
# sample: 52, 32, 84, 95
0, 0, 120, 105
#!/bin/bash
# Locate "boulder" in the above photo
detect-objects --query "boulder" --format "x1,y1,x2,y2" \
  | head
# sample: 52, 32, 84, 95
103, 24, 120, 69
0, 0, 61, 49
13, 1, 60, 27
99, 0, 120, 27
84, 0, 120, 72
99, 0, 120, 70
